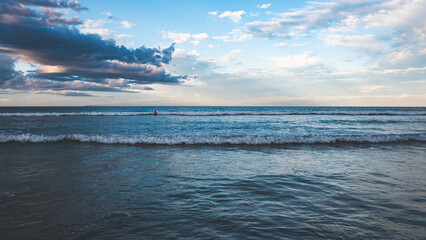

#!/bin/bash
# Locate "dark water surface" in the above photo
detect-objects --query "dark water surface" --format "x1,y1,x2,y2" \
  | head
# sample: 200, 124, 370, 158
0, 107, 425, 239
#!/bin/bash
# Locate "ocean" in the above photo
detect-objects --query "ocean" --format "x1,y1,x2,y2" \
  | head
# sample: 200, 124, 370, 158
0, 106, 425, 239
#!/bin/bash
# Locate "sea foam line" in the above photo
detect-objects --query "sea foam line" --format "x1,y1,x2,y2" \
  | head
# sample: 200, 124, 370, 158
0, 133, 425, 145
1, 111, 425, 117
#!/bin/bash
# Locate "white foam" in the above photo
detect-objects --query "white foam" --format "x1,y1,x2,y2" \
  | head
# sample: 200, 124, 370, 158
0, 110, 425, 117
0, 133, 424, 145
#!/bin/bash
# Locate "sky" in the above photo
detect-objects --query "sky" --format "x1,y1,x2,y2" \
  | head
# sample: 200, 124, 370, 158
0, 0, 425, 106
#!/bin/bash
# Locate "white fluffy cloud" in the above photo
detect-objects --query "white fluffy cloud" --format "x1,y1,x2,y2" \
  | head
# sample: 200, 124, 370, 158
81, 18, 113, 38
173, 48, 201, 58
192, 33, 209, 40
83, 19, 107, 28
273, 52, 320, 69
120, 21, 135, 29
257, 3, 271, 9
327, 16, 359, 32
218, 11, 246, 23
322, 34, 381, 51
241, 0, 426, 47
212, 29, 253, 42
162, 32, 209, 44
81, 19, 135, 42
362, 0, 426, 29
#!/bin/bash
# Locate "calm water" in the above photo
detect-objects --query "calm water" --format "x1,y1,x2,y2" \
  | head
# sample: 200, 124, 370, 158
0, 106, 425, 239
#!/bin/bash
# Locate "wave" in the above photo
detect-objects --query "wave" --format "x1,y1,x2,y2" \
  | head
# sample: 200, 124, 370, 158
1, 111, 426, 117
0, 133, 424, 145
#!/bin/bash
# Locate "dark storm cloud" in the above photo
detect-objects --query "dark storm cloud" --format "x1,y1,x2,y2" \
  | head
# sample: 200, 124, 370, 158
0, 53, 20, 82
3, 0, 87, 11
0, 23, 182, 83
0, 0, 82, 26
0, 53, 134, 93
0, 0, 185, 95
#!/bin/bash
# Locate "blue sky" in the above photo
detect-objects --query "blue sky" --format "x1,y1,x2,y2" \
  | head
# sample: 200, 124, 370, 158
0, 0, 425, 106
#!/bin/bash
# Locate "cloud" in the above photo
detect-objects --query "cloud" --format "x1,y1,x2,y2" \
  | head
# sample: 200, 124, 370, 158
386, 49, 413, 63
37, 90, 96, 97
242, 2, 344, 39
327, 15, 359, 32
81, 18, 135, 40
0, 25, 182, 82
7, 0, 88, 11
173, 49, 201, 58
102, 11, 113, 18
360, 85, 385, 93
0, 1, 83, 26
0, 0, 185, 95
115, 34, 134, 38
137, 86, 154, 91
0, 53, 17, 78
274, 42, 287, 47
362, 0, 426, 29
273, 52, 320, 69
162, 32, 191, 43
292, 42, 310, 47
212, 29, 253, 42
81, 26, 114, 39
192, 33, 209, 40
240, 0, 426, 50
398, 93, 412, 98
244, 21, 289, 39
217, 49, 242, 63
82, 18, 107, 28
208, 11, 218, 16
218, 11, 246, 23
167, 48, 217, 80
257, 3, 271, 9
0, 54, 137, 93
322, 34, 381, 51
60, 91, 95, 96
120, 20, 134, 28
162, 31, 208, 44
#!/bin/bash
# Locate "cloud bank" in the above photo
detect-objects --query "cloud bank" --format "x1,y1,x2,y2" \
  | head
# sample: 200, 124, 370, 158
0, 0, 185, 95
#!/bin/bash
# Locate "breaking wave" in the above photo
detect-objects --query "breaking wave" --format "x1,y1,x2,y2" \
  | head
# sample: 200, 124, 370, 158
1, 133, 425, 145
1, 111, 426, 117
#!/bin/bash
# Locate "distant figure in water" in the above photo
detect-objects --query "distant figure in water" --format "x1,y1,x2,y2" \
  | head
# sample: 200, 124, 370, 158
153, 110, 158, 116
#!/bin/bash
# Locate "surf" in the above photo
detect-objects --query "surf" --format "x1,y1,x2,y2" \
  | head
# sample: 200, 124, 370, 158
1, 133, 425, 145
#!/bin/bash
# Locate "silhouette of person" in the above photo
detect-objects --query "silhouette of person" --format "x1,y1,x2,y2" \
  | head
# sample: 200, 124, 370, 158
153, 110, 158, 116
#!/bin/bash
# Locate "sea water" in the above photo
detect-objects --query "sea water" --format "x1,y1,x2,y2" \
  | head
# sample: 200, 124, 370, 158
0, 106, 425, 239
